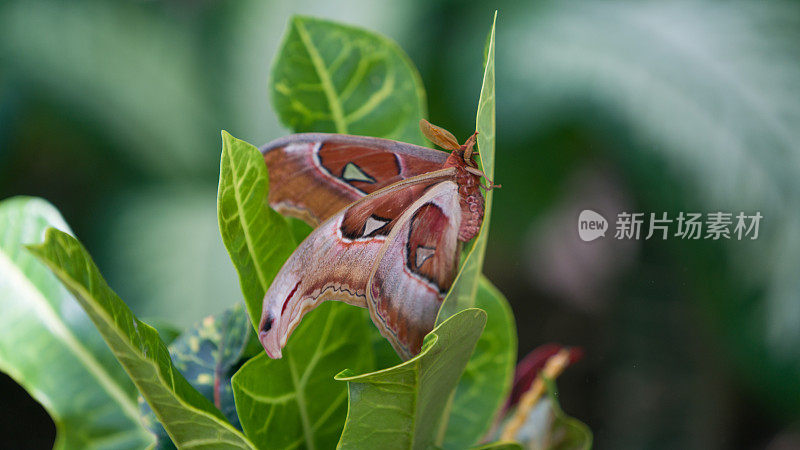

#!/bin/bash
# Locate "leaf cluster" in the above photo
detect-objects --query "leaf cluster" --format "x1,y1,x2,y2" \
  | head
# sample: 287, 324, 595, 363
0, 14, 588, 450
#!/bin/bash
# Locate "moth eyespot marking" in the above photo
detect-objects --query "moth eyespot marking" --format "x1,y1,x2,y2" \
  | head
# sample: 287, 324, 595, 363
415, 246, 436, 268
363, 216, 389, 236
342, 162, 376, 184
260, 312, 274, 333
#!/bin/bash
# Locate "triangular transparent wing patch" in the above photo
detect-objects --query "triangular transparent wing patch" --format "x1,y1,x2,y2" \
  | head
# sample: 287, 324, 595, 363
415, 246, 436, 268
363, 216, 389, 236
342, 162, 376, 183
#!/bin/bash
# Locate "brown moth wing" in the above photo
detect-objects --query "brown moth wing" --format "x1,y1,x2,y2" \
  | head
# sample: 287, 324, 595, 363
261, 133, 448, 226
258, 168, 457, 359
367, 181, 462, 360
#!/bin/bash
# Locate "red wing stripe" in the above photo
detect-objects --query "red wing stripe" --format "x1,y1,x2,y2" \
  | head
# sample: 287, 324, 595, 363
281, 281, 301, 316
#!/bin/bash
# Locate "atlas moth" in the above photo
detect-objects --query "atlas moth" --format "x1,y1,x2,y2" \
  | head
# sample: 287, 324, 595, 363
258, 120, 498, 361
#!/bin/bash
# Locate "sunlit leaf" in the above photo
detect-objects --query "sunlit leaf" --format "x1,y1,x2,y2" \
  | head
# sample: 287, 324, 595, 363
437, 11, 496, 322
232, 302, 374, 449
28, 228, 255, 449
441, 276, 516, 449
218, 131, 297, 329
336, 309, 487, 449
0, 197, 153, 449
271, 15, 427, 144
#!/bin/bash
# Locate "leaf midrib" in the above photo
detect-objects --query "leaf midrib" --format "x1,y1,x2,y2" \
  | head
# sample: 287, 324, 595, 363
286, 305, 340, 450
289, 356, 316, 450
225, 145, 268, 293
294, 19, 348, 134
0, 249, 143, 425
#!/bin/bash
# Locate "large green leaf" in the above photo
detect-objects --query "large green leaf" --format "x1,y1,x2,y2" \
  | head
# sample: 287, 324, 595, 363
441, 276, 516, 449
270, 15, 427, 144
27, 228, 255, 449
218, 131, 297, 329
232, 302, 374, 449
437, 12, 496, 323
336, 308, 487, 450
0, 197, 152, 449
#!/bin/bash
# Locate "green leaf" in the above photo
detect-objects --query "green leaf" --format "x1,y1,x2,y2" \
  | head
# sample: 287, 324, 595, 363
437, 12, 497, 323
27, 228, 255, 449
473, 443, 524, 450
232, 302, 374, 450
286, 216, 314, 244
141, 303, 258, 447
336, 308, 487, 450
145, 318, 182, 346
0, 196, 153, 449
218, 130, 297, 329
441, 276, 516, 449
506, 379, 592, 450
270, 15, 427, 144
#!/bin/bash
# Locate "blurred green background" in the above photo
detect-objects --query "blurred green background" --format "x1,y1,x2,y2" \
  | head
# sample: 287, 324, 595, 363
2, 1, 800, 448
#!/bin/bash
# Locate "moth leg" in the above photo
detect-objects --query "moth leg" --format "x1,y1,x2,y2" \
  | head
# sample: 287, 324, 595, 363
464, 165, 500, 190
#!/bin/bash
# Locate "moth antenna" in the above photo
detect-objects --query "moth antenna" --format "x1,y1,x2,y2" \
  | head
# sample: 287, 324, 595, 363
419, 119, 460, 150
462, 131, 478, 161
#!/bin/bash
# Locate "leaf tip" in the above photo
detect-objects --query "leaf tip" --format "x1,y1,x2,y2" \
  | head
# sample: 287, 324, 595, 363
334, 368, 357, 381
220, 129, 234, 146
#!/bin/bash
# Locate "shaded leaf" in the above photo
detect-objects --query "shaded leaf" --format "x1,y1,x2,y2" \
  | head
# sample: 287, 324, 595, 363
441, 275, 516, 449
336, 308, 487, 449
218, 131, 296, 329
27, 228, 254, 449
437, 12, 496, 323
270, 15, 427, 144
369, 319, 402, 370
285, 216, 314, 244
0, 197, 152, 449
232, 302, 374, 449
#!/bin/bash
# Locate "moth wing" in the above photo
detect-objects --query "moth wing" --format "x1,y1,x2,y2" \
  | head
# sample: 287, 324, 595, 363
261, 133, 448, 226
367, 180, 462, 360
259, 168, 457, 359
